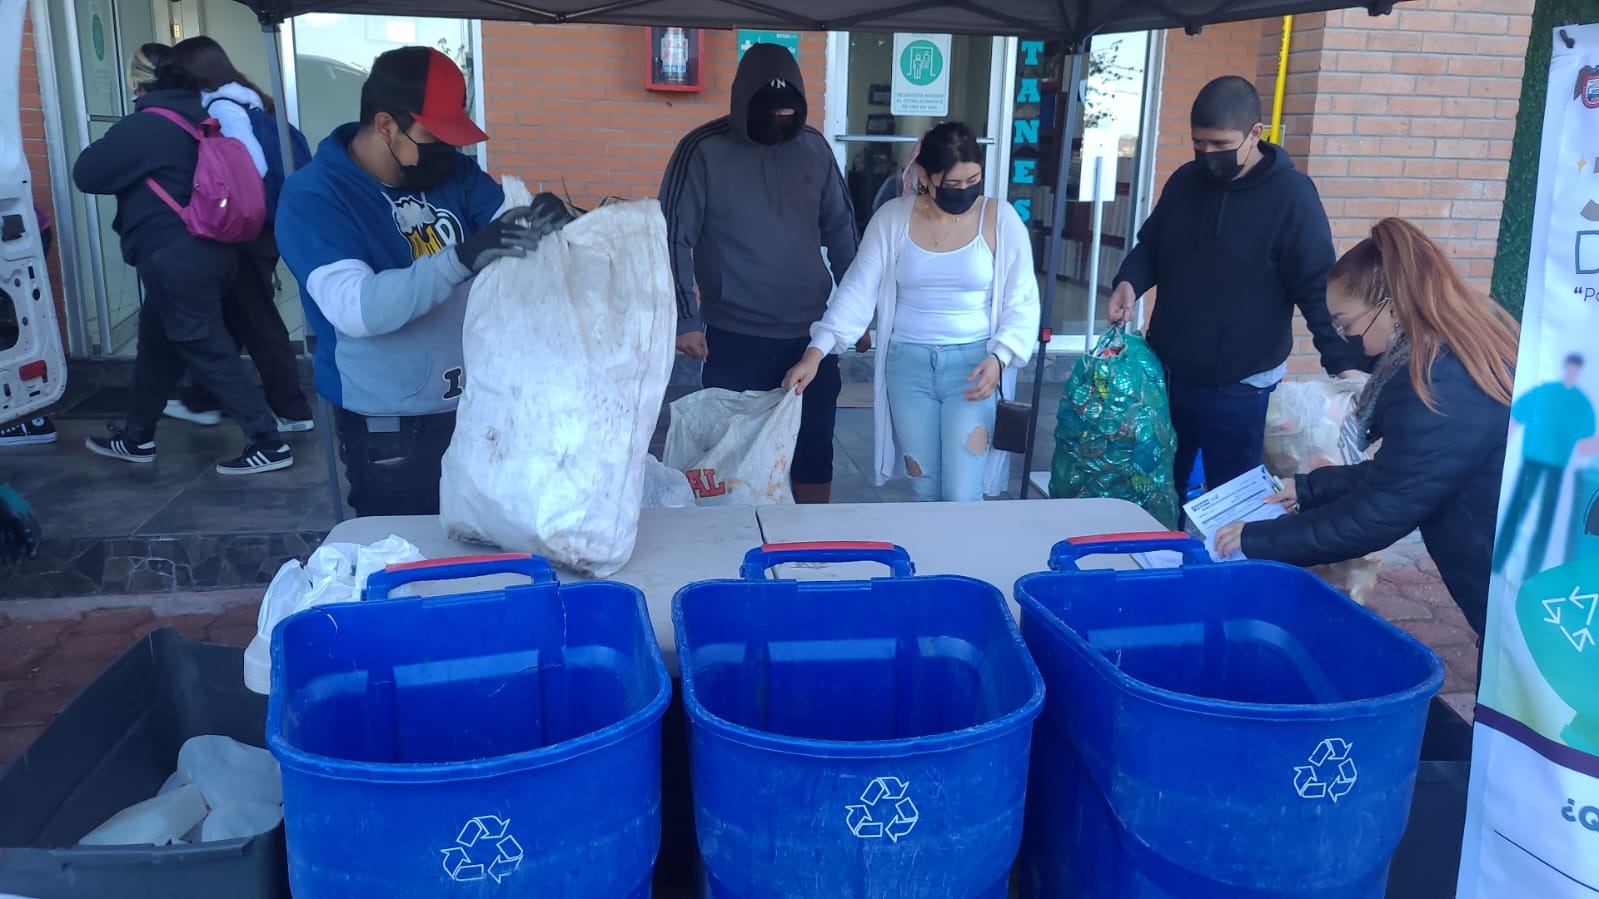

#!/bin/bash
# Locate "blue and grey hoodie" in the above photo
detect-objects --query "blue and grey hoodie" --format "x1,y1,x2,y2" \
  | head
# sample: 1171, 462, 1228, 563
275, 123, 503, 416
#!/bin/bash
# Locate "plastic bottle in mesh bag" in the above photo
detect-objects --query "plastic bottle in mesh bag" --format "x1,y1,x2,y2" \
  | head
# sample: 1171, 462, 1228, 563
1049, 326, 1179, 527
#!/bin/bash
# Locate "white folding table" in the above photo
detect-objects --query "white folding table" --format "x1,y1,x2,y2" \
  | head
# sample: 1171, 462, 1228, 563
321, 498, 1165, 671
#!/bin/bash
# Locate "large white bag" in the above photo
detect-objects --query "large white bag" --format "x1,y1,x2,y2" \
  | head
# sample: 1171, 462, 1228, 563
664, 388, 803, 505
441, 178, 676, 576
1264, 376, 1382, 604
1264, 376, 1366, 474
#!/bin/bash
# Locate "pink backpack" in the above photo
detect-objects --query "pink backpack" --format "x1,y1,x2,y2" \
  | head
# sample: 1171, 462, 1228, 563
142, 107, 266, 243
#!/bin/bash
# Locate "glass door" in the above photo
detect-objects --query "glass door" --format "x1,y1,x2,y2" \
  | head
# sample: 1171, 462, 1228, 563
828, 33, 1004, 237
54, 0, 159, 355
1027, 32, 1154, 350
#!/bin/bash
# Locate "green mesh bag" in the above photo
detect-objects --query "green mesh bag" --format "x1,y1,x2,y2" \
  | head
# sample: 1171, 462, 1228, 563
1048, 326, 1179, 528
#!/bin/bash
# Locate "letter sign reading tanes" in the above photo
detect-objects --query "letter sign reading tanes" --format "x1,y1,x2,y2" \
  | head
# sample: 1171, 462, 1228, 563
891, 34, 952, 118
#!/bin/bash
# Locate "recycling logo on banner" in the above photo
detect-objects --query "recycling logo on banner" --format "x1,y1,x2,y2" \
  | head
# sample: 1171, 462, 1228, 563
441, 815, 524, 884
1294, 738, 1359, 803
846, 776, 920, 842
1541, 584, 1598, 652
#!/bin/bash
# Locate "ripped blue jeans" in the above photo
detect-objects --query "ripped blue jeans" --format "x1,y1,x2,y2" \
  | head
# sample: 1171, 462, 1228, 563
884, 339, 996, 502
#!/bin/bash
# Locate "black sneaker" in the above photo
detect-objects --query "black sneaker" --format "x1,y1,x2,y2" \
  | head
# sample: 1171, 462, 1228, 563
0, 417, 57, 447
86, 427, 156, 463
216, 443, 293, 476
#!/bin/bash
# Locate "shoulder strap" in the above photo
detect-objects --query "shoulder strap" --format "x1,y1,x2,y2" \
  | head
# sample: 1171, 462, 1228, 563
143, 176, 185, 217
204, 96, 251, 114
141, 107, 202, 140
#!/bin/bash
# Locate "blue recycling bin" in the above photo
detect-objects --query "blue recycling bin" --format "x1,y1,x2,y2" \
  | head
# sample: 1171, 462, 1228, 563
267, 555, 671, 899
674, 543, 1045, 898
1014, 534, 1444, 899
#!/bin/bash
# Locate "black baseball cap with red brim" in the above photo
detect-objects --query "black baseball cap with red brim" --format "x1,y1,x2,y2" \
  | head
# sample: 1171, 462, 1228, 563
363, 46, 488, 147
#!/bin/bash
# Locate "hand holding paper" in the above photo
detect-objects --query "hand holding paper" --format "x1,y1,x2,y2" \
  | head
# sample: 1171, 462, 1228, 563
1182, 465, 1289, 561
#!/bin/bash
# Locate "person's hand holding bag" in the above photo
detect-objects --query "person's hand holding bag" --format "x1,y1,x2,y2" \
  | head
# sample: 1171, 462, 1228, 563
455, 193, 575, 272
783, 347, 826, 395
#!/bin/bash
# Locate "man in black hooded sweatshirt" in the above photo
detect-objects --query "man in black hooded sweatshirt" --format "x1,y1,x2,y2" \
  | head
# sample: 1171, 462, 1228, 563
660, 44, 858, 505
1108, 76, 1364, 500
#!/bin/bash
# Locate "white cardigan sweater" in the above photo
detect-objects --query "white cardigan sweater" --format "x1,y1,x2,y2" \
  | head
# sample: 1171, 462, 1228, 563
809, 195, 1041, 495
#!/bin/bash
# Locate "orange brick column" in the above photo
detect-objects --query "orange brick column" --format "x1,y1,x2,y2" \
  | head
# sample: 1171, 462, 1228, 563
1254, 2, 1532, 374
480, 24, 828, 209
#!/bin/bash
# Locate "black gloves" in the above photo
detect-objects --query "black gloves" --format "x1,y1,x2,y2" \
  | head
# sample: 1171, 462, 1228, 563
455, 193, 576, 273
0, 484, 40, 564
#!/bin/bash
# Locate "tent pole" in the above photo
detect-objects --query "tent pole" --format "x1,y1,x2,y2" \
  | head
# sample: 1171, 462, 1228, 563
1019, 45, 1085, 499
262, 16, 345, 525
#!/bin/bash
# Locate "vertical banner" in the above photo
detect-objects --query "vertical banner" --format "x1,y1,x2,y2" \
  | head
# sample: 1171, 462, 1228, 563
1458, 25, 1599, 899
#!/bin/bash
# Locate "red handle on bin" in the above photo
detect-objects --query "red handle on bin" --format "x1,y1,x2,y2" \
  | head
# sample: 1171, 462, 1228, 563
759, 541, 898, 553
1050, 532, 1209, 571
1065, 531, 1192, 546
384, 553, 530, 573
364, 553, 557, 601
740, 542, 914, 580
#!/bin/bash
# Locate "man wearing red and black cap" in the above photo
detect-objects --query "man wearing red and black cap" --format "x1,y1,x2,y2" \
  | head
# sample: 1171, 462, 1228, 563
277, 46, 569, 517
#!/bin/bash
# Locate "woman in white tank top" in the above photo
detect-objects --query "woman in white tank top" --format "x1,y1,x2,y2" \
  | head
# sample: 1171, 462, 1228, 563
784, 123, 1041, 501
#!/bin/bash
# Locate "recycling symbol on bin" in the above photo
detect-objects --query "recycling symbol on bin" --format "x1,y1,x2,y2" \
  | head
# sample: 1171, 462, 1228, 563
1294, 738, 1359, 803
846, 776, 920, 842
441, 815, 524, 884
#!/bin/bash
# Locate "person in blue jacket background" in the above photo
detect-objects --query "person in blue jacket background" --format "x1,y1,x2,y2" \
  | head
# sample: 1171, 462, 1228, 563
276, 46, 566, 517
1492, 352, 1598, 580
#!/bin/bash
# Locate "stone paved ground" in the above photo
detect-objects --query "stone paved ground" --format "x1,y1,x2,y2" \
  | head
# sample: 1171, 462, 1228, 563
1370, 536, 1480, 723
0, 532, 1479, 768
0, 589, 262, 765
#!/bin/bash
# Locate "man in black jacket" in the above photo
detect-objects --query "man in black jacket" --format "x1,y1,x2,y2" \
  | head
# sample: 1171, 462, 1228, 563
1108, 76, 1363, 497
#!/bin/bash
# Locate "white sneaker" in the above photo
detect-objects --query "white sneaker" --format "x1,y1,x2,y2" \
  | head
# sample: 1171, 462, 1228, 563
276, 416, 315, 433
164, 400, 221, 426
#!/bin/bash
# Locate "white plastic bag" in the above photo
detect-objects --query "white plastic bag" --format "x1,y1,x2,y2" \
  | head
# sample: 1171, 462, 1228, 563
1264, 377, 1366, 474
441, 178, 676, 576
177, 736, 283, 842
642, 454, 696, 509
243, 535, 425, 694
79, 783, 208, 846
664, 388, 804, 505
1264, 377, 1382, 603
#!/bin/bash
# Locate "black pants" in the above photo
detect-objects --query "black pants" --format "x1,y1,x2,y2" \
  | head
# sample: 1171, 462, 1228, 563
128, 237, 280, 447
179, 233, 313, 421
335, 408, 457, 517
1493, 459, 1565, 578
701, 325, 841, 485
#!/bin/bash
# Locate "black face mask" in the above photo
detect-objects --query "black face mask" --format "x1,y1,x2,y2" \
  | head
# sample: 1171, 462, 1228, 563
390, 130, 458, 191
748, 111, 800, 146
933, 180, 983, 216
1195, 141, 1250, 183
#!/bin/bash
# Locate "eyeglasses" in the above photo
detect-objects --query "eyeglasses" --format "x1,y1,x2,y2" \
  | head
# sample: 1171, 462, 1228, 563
1336, 300, 1388, 340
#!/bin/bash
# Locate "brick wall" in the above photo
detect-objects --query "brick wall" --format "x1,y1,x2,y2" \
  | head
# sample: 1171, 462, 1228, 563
19, 8, 65, 329
1152, 22, 1266, 189
1254, 2, 1531, 375
481, 24, 828, 209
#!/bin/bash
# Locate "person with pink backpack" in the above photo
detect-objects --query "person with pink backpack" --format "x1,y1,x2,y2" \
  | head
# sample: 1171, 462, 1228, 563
71, 42, 292, 476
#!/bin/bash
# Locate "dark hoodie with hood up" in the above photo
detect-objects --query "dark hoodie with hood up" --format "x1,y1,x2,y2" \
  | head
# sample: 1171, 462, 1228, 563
1113, 141, 1363, 387
660, 44, 858, 339
73, 90, 209, 266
